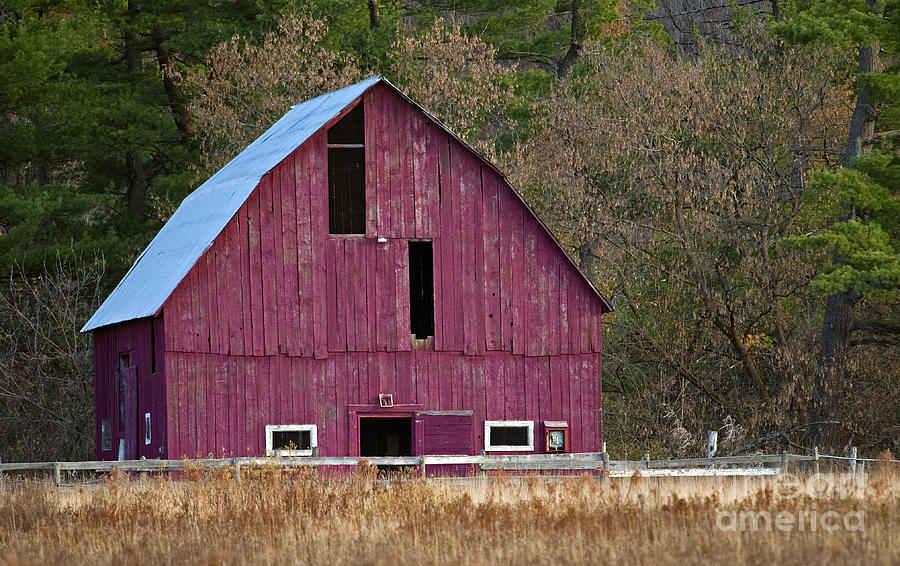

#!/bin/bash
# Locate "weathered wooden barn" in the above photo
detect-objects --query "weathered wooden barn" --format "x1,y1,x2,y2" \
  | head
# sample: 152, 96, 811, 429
82, 76, 612, 466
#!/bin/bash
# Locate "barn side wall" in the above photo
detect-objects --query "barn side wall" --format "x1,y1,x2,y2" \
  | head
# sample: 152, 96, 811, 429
163, 350, 601, 459
91, 316, 166, 460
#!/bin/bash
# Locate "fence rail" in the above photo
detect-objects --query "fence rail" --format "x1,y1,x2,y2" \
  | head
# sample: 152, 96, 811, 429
0, 451, 849, 486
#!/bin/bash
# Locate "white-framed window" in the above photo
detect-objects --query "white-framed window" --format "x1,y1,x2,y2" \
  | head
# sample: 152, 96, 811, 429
484, 420, 534, 452
265, 424, 317, 456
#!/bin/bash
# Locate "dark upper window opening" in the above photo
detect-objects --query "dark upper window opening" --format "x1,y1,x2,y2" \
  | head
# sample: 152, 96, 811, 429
327, 103, 364, 145
409, 241, 435, 340
328, 103, 366, 234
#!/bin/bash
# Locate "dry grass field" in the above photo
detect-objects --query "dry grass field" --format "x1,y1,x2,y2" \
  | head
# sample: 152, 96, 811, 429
0, 463, 897, 565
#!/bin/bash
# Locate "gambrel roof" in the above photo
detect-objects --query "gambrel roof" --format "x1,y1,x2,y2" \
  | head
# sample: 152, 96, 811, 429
82, 76, 611, 332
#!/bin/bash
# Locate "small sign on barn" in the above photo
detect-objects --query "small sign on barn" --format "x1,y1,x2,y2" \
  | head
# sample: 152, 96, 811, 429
82, 76, 612, 472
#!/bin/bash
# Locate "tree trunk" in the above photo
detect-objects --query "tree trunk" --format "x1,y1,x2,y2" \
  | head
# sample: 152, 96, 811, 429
368, 0, 380, 28
557, 0, 583, 79
124, 0, 147, 221
155, 42, 195, 138
812, 25, 880, 446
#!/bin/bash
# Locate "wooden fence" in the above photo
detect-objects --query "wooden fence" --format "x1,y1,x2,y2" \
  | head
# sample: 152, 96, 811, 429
0, 451, 848, 486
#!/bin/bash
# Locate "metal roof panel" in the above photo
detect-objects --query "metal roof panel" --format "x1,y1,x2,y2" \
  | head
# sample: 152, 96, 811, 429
81, 76, 381, 331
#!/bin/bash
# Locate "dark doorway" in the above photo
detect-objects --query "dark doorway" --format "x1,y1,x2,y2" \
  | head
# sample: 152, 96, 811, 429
359, 417, 412, 457
408, 241, 434, 339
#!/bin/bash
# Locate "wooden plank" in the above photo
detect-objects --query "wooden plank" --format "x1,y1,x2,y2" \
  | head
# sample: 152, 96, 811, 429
558, 258, 570, 355
412, 113, 425, 238
482, 169, 501, 350
343, 240, 358, 351
387, 92, 402, 238
280, 156, 301, 356
400, 99, 416, 237
366, 353, 379, 407
580, 281, 592, 354
423, 121, 440, 237
524, 219, 539, 357
544, 239, 559, 356
177, 354, 192, 458
394, 350, 412, 405
510, 191, 525, 355
225, 218, 244, 356
323, 358, 337, 455
187, 266, 202, 352
214, 355, 227, 457
364, 90, 378, 236
308, 132, 329, 359
334, 355, 348, 454
473, 165, 486, 356
439, 352, 452, 409
497, 183, 514, 352
244, 359, 258, 455
567, 263, 581, 354
549, 356, 565, 423
437, 134, 454, 350
364, 240, 377, 353
271, 164, 286, 353
374, 86, 389, 236
591, 302, 603, 353
259, 174, 279, 355
247, 189, 264, 356
394, 238, 410, 351
568, 356, 582, 453
326, 238, 346, 352
236, 204, 252, 356
531, 357, 549, 451
294, 148, 313, 357
204, 355, 215, 457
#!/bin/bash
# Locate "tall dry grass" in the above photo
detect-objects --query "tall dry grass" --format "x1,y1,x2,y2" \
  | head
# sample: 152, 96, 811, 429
0, 464, 897, 565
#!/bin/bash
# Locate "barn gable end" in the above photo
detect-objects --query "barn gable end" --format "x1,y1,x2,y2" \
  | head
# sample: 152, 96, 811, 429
86, 77, 612, 464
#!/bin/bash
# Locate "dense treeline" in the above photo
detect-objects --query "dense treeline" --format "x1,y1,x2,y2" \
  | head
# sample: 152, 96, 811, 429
0, 1, 896, 461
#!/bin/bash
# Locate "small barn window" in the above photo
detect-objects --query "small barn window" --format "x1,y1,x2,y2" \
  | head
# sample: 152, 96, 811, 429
328, 104, 365, 234
265, 424, 317, 456
409, 241, 434, 340
144, 413, 152, 445
484, 421, 534, 452
101, 420, 112, 451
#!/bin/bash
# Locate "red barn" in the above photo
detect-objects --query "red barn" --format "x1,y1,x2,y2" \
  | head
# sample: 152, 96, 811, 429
82, 77, 612, 466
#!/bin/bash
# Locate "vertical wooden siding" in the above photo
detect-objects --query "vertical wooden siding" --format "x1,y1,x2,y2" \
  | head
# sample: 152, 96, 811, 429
162, 84, 603, 359
151, 82, 607, 460
92, 317, 166, 460
163, 350, 600, 459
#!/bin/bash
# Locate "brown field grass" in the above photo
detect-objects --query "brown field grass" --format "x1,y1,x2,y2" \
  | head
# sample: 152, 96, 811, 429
0, 464, 897, 565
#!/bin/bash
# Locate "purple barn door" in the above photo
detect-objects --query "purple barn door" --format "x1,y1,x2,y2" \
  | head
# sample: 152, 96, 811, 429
117, 354, 138, 460
420, 411, 473, 476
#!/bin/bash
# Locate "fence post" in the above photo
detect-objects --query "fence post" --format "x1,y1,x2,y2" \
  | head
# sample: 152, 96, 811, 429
813, 447, 820, 475
601, 452, 610, 476
849, 447, 857, 475
781, 451, 788, 474
643, 453, 650, 469
707, 431, 718, 459
52, 462, 61, 488
233, 458, 242, 483
420, 456, 426, 479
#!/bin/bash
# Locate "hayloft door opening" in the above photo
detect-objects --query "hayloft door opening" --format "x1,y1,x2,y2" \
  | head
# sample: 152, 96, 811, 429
359, 417, 412, 458
327, 103, 365, 234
